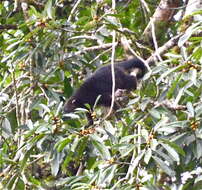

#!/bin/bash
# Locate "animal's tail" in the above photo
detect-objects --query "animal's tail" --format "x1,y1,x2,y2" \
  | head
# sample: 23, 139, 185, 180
116, 58, 147, 78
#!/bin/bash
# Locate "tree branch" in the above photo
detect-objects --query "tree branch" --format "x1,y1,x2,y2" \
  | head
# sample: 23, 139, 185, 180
0, 24, 17, 30
152, 100, 201, 111
146, 34, 182, 65
143, 0, 181, 44
65, 42, 119, 59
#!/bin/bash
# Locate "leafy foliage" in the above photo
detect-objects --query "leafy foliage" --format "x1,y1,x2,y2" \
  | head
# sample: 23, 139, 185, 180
0, 0, 202, 190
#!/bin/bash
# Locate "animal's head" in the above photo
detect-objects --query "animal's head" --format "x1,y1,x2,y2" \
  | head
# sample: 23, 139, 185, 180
63, 97, 79, 120
64, 97, 79, 113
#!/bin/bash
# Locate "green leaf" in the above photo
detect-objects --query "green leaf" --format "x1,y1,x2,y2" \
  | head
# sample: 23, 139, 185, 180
97, 165, 117, 185
104, 120, 116, 136
76, 137, 88, 158
56, 137, 73, 152
6, 40, 22, 51
44, 0, 54, 19
119, 135, 138, 143
153, 156, 175, 177
167, 74, 182, 99
1, 49, 18, 62
187, 102, 195, 117
91, 135, 111, 160
20, 149, 33, 170
56, 176, 87, 186
196, 140, 202, 159
144, 148, 152, 164
155, 149, 174, 166
29, 134, 46, 149
196, 104, 202, 117
39, 103, 51, 113
51, 152, 61, 176
114, 143, 135, 158
157, 120, 187, 134
2, 118, 12, 138
141, 81, 157, 97
189, 68, 197, 85
165, 120, 188, 128
160, 142, 180, 163
127, 151, 145, 176
153, 116, 169, 131
156, 65, 185, 85
64, 77, 73, 98
76, 16, 91, 26
195, 175, 202, 184
63, 113, 80, 119
149, 108, 161, 119
178, 22, 201, 47
29, 5, 40, 17
164, 141, 185, 157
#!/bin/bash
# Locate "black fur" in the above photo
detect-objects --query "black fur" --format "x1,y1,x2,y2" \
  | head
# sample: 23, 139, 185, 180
63, 58, 146, 124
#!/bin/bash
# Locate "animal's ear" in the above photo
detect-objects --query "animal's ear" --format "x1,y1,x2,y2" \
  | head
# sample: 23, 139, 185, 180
72, 99, 76, 104
130, 68, 140, 77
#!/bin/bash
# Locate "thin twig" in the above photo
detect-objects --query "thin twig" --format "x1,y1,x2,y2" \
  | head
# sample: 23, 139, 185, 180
11, 176, 19, 190
136, 123, 142, 184
140, 0, 150, 13
26, 58, 36, 123
67, 35, 98, 41
150, 17, 163, 62
10, 64, 20, 127
65, 42, 118, 59
146, 34, 182, 65
152, 100, 202, 111
67, 0, 82, 22
0, 74, 29, 94
89, 48, 112, 65
104, 0, 116, 119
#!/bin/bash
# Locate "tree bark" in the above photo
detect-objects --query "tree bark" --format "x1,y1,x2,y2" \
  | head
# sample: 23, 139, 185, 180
143, 0, 181, 45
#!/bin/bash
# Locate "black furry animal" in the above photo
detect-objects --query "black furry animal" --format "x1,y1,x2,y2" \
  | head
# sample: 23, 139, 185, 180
63, 58, 146, 125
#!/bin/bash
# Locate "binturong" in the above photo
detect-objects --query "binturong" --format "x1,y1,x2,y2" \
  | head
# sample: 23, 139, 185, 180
63, 58, 147, 126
